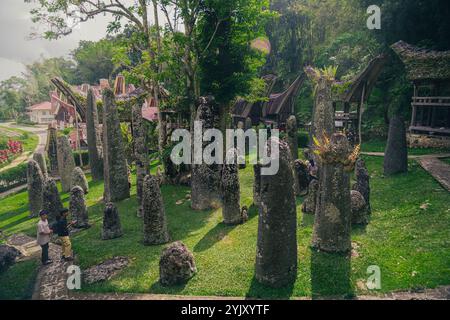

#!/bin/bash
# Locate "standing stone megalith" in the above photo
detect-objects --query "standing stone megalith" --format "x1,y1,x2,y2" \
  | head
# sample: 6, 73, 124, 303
221, 149, 242, 225
312, 133, 354, 253
132, 101, 148, 218
57, 135, 76, 193
295, 159, 310, 196
86, 88, 103, 181
102, 203, 123, 240
302, 179, 318, 214
286, 116, 299, 161
255, 138, 297, 288
27, 160, 44, 218
253, 163, 262, 208
43, 179, 63, 223
102, 88, 130, 202
191, 97, 221, 210
384, 115, 408, 176
143, 175, 170, 245
306, 67, 335, 146
350, 190, 369, 225
70, 186, 89, 229
46, 126, 58, 176
352, 158, 371, 214
33, 152, 48, 181
71, 167, 89, 194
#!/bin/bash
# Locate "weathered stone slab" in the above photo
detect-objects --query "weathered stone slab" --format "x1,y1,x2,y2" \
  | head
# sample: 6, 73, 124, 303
57, 135, 76, 193
86, 88, 104, 181
159, 242, 196, 287
27, 159, 44, 218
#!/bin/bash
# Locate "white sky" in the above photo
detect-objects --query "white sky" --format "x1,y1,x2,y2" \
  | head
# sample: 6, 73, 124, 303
0, 0, 172, 82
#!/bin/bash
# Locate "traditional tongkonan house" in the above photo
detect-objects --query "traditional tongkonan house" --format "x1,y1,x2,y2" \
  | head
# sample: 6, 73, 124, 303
391, 41, 450, 148
261, 73, 305, 130
231, 74, 278, 128
332, 54, 387, 145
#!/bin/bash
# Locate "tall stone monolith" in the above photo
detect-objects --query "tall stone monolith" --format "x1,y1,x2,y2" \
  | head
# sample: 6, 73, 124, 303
27, 160, 44, 218
302, 179, 318, 214
102, 88, 130, 202
43, 179, 63, 223
191, 97, 221, 210
143, 175, 170, 245
255, 138, 297, 288
71, 167, 89, 194
57, 135, 75, 192
86, 88, 103, 181
295, 159, 310, 196
46, 126, 58, 176
306, 68, 335, 144
102, 202, 123, 240
253, 163, 262, 208
352, 158, 371, 214
70, 186, 89, 229
312, 133, 354, 253
33, 152, 48, 181
384, 115, 408, 176
132, 101, 148, 217
221, 149, 242, 225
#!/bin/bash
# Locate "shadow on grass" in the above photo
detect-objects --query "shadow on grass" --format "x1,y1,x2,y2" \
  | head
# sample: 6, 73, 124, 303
1, 215, 32, 231
245, 275, 295, 300
0, 205, 29, 223
311, 249, 354, 300
149, 279, 188, 295
301, 213, 314, 227
194, 222, 238, 252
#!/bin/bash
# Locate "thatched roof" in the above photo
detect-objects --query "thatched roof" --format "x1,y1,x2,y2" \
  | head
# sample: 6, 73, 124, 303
262, 73, 305, 116
334, 54, 387, 104
391, 41, 450, 82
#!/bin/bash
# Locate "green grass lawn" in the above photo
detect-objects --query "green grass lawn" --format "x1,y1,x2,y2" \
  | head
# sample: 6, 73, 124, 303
441, 158, 450, 166
0, 156, 449, 299
361, 139, 445, 155
0, 259, 38, 300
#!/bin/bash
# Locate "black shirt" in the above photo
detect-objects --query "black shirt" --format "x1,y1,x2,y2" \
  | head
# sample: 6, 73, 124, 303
55, 218, 69, 237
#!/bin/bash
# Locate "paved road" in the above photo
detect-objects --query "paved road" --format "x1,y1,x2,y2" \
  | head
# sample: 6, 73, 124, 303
0, 122, 48, 156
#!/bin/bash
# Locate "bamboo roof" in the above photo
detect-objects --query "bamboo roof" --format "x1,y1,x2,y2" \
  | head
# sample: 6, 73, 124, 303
391, 41, 450, 82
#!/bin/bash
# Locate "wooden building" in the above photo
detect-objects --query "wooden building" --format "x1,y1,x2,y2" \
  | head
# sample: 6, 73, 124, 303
332, 54, 387, 144
392, 41, 450, 148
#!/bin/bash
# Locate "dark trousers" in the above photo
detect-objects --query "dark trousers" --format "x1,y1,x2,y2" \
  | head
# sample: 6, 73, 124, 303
41, 243, 49, 263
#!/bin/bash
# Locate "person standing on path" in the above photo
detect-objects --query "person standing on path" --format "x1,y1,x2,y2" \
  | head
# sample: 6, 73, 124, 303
54, 208, 74, 261
37, 210, 53, 265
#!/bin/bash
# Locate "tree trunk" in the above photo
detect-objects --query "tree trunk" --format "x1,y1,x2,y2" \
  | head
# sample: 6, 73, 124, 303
384, 115, 408, 175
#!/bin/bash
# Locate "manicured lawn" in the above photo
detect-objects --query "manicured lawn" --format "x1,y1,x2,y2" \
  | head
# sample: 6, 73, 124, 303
0, 259, 38, 300
361, 139, 445, 155
0, 156, 449, 299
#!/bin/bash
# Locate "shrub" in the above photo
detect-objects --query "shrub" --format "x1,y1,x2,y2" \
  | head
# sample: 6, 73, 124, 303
0, 162, 28, 193
298, 130, 310, 148
73, 151, 89, 167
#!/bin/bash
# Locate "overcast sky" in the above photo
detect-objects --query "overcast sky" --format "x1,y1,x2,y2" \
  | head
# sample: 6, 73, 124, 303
0, 0, 172, 82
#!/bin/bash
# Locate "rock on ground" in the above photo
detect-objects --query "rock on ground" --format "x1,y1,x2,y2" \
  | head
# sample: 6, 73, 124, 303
83, 257, 129, 285
351, 190, 369, 225
33, 152, 48, 181
102, 203, 123, 240
0, 245, 21, 273
71, 167, 89, 194
159, 241, 197, 287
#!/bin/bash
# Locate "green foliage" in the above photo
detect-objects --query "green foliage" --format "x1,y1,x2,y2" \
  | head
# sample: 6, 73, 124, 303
0, 162, 28, 193
73, 151, 89, 167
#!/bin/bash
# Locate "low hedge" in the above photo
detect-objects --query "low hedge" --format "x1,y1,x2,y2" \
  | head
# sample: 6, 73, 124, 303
74, 151, 89, 167
0, 162, 28, 193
